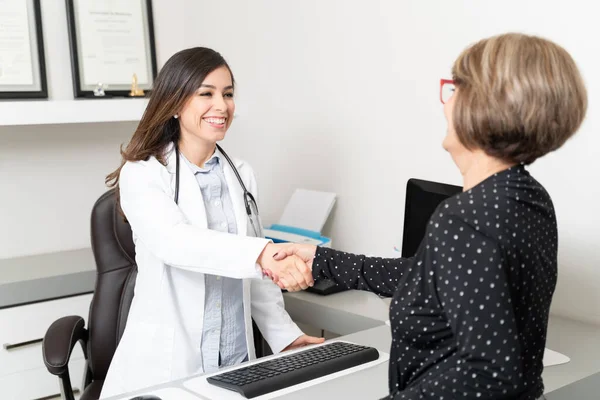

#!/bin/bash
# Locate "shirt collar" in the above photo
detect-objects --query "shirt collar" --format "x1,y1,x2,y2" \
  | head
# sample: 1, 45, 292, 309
182, 149, 222, 174
164, 142, 244, 175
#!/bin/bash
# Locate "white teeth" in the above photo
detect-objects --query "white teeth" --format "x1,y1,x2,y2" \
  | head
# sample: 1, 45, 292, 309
205, 117, 226, 124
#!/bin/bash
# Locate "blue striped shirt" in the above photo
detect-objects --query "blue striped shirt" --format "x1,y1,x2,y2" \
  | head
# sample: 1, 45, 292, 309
181, 150, 247, 373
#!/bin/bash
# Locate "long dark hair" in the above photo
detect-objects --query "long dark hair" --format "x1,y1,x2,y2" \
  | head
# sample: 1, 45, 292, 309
106, 47, 235, 190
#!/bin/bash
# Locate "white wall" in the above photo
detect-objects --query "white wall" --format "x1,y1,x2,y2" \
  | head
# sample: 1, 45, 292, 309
0, 0, 186, 258
2, 0, 597, 325
182, 0, 600, 324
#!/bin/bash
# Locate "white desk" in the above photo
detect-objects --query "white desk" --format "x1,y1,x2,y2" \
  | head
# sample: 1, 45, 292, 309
101, 289, 600, 399
2, 248, 599, 399
103, 325, 392, 400
284, 291, 600, 394
542, 315, 600, 393
0, 248, 95, 309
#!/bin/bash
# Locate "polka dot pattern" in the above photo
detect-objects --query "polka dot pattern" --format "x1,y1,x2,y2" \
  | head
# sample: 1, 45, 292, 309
312, 165, 556, 399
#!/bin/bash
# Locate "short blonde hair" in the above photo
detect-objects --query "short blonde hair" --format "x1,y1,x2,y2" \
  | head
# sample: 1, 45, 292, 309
452, 33, 587, 164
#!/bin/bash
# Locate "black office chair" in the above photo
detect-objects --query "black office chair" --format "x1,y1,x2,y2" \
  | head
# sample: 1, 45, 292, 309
42, 189, 270, 400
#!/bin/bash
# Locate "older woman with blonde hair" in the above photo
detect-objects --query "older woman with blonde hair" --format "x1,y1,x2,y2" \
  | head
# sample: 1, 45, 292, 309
271, 33, 587, 399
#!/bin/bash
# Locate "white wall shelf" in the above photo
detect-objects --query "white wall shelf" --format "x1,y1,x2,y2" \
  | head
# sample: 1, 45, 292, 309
0, 98, 149, 126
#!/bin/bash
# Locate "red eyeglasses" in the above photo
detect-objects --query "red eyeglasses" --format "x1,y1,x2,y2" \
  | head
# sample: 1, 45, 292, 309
440, 79, 455, 104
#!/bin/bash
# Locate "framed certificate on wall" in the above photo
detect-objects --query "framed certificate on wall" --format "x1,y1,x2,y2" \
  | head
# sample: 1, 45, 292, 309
0, 0, 48, 99
65, 0, 158, 98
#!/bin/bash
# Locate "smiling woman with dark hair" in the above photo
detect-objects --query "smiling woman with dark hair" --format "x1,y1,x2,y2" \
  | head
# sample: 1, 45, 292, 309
271, 33, 588, 399
100, 47, 322, 398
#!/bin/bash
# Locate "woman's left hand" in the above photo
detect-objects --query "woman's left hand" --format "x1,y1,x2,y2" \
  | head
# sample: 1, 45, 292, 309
283, 334, 325, 351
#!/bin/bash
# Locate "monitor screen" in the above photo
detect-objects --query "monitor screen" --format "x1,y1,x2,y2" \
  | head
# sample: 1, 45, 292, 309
401, 178, 463, 258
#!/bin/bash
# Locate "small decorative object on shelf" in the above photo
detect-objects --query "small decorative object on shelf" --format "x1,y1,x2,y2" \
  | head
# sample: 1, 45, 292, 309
93, 82, 106, 97
129, 74, 145, 97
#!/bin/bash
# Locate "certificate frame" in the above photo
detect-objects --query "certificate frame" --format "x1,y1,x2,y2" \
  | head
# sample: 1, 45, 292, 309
0, 0, 48, 100
65, 0, 158, 98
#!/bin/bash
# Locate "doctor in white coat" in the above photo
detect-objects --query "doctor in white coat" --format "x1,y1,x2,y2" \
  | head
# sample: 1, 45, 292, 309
100, 47, 323, 398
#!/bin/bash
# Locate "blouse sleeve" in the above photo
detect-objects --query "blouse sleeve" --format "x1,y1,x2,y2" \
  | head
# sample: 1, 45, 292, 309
312, 247, 412, 297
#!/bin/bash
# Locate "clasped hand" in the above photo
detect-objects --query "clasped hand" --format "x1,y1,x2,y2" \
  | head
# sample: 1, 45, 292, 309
257, 243, 317, 292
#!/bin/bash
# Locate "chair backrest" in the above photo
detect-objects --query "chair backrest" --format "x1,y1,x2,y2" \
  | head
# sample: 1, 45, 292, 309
87, 189, 137, 380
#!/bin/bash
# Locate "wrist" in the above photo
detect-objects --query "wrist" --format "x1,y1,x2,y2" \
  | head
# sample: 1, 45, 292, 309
257, 242, 275, 267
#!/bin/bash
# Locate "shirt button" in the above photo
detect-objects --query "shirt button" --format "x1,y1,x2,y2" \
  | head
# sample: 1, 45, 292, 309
216, 276, 221, 280
214, 200, 221, 207
216, 302, 221, 309
220, 222, 227, 228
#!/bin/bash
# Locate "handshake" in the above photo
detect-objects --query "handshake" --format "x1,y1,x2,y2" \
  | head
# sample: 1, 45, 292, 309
257, 243, 317, 292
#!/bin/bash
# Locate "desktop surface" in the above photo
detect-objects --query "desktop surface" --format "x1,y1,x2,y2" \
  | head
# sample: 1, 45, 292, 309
545, 371, 600, 399
105, 325, 391, 400
103, 295, 600, 400
4, 249, 598, 399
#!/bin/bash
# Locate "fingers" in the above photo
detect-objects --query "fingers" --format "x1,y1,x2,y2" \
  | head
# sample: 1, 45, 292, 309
258, 251, 282, 283
262, 253, 313, 292
262, 268, 280, 283
277, 277, 289, 291
284, 335, 326, 351
272, 245, 296, 261
295, 255, 312, 279
271, 272, 281, 283
273, 245, 318, 275
293, 256, 313, 288
303, 336, 325, 345
276, 267, 299, 291
273, 257, 310, 291
288, 265, 308, 291
282, 256, 313, 291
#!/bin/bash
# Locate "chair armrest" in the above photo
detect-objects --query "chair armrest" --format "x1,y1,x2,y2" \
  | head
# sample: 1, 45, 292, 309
42, 315, 88, 375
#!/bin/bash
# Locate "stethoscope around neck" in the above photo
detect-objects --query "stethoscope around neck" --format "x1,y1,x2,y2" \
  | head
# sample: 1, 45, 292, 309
173, 143, 263, 237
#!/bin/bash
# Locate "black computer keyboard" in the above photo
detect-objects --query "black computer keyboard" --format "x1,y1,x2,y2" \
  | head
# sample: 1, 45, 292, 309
207, 341, 379, 398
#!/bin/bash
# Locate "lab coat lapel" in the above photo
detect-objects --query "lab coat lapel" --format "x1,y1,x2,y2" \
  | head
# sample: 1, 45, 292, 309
165, 144, 208, 228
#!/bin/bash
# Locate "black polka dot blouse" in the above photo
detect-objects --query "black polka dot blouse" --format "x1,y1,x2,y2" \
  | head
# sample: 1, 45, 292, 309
312, 165, 556, 399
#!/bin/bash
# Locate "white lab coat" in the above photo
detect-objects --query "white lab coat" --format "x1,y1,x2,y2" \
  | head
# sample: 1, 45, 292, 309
99, 144, 302, 398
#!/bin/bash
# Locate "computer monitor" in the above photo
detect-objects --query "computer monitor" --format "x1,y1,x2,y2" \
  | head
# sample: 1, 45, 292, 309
401, 178, 463, 258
